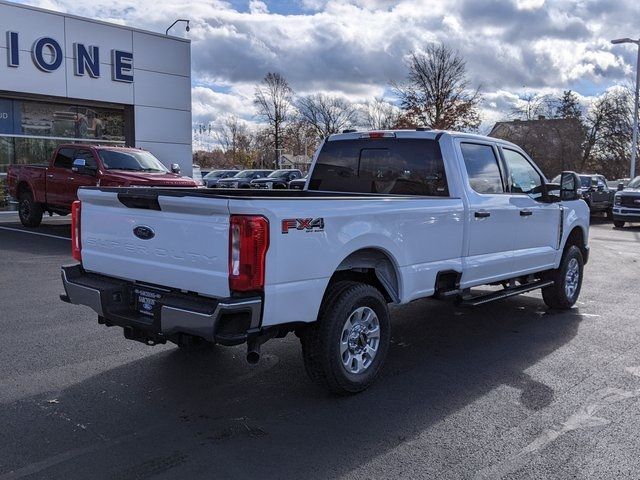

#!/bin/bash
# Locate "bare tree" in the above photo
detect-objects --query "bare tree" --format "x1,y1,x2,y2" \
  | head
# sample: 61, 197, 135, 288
214, 115, 254, 168
254, 72, 294, 165
360, 97, 400, 130
510, 92, 555, 120
297, 93, 357, 139
392, 44, 482, 130
583, 87, 633, 177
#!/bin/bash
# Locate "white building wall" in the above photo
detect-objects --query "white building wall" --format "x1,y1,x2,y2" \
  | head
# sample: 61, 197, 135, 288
0, 0, 192, 175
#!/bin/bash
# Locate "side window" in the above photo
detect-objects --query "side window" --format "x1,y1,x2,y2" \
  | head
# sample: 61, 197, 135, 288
460, 143, 504, 194
75, 149, 97, 169
53, 148, 76, 169
502, 148, 543, 198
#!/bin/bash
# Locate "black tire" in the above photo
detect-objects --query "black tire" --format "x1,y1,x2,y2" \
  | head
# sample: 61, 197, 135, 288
613, 220, 625, 228
300, 281, 390, 394
18, 190, 43, 227
542, 245, 584, 310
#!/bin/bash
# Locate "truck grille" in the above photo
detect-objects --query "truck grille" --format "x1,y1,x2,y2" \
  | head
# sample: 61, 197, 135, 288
620, 195, 640, 207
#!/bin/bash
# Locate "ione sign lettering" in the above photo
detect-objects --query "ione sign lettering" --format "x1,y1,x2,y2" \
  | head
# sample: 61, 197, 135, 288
5, 31, 134, 83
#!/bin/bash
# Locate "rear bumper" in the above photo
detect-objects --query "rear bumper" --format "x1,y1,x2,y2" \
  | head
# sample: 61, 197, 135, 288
60, 264, 262, 345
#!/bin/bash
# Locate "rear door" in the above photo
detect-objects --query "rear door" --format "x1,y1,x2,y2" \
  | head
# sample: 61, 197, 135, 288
46, 147, 76, 207
79, 189, 232, 298
457, 140, 518, 286
499, 147, 560, 273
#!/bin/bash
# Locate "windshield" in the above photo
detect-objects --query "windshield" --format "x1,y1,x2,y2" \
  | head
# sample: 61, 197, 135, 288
267, 170, 292, 178
627, 176, 640, 188
99, 150, 168, 172
234, 170, 261, 178
204, 170, 226, 179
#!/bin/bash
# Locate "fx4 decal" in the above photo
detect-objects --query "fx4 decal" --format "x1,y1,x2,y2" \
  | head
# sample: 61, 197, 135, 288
282, 218, 325, 234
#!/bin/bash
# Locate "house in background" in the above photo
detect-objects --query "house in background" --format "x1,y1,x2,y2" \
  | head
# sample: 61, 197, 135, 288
489, 116, 585, 178
279, 153, 312, 172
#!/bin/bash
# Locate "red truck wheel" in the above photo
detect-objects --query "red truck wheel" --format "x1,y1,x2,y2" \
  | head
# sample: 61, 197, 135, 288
18, 191, 44, 227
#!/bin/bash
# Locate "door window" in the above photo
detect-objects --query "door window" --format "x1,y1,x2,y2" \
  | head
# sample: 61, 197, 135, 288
53, 148, 76, 169
74, 149, 97, 169
502, 148, 543, 199
460, 143, 504, 194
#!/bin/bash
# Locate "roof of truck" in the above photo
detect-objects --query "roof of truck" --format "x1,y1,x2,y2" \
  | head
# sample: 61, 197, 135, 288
326, 129, 521, 149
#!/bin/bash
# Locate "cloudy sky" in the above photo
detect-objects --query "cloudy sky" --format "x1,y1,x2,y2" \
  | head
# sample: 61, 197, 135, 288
18, 0, 640, 147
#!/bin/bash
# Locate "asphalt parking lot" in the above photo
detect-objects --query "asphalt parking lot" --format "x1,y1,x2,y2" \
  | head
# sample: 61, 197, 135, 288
1, 214, 640, 479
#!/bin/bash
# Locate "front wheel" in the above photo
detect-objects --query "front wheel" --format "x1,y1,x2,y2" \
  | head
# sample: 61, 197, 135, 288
613, 220, 625, 228
542, 245, 584, 310
300, 281, 390, 394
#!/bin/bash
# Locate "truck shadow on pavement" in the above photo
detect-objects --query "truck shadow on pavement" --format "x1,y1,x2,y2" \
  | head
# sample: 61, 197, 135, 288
1, 295, 583, 479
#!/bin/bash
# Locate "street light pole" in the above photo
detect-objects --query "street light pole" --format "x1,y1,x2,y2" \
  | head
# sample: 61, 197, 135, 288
611, 37, 640, 179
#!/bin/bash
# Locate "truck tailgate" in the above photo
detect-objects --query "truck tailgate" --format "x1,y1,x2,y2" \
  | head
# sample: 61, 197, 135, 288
78, 189, 231, 298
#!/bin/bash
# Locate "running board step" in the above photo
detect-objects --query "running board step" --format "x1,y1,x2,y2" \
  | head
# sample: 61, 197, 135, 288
459, 280, 554, 307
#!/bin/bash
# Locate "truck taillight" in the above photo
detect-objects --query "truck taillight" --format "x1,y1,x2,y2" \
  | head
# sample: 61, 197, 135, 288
71, 200, 82, 261
229, 215, 269, 292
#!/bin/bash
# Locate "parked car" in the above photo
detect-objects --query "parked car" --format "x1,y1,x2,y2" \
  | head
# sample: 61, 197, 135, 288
612, 175, 640, 228
61, 130, 589, 394
288, 174, 308, 190
7, 145, 199, 227
250, 169, 303, 189
552, 174, 614, 216
202, 170, 240, 188
215, 169, 272, 188
51, 107, 104, 139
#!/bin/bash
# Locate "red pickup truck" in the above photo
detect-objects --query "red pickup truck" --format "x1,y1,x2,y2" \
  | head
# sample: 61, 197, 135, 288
7, 144, 199, 227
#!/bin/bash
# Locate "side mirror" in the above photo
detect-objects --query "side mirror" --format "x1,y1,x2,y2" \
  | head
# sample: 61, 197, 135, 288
618, 182, 625, 191
560, 171, 580, 201
170, 163, 181, 174
72, 158, 86, 174
597, 185, 604, 192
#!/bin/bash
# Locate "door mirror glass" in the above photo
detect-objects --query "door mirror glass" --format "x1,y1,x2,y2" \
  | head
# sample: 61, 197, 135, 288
560, 171, 580, 201
72, 158, 86, 174
170, 163, 181, 174
618, 182, 625, 191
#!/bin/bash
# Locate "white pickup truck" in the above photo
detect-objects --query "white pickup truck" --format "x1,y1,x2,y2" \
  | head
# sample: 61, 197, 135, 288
61, 130, 590, 394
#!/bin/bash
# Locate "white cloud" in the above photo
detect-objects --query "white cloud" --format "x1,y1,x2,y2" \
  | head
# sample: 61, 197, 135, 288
17, 0, 640, 142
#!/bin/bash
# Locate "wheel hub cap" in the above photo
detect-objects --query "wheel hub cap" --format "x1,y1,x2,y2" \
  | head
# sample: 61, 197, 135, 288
340, 306, 380, 375
565, 258, 580, 299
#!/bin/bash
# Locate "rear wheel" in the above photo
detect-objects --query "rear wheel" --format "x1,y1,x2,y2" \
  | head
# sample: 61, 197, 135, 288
18, 190, 43, 227
300, 281, 390, 394
542, 245, 584, 310
614, 220, 625, 228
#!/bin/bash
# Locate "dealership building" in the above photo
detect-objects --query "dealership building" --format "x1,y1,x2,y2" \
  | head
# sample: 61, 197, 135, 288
0, 0, 192, 208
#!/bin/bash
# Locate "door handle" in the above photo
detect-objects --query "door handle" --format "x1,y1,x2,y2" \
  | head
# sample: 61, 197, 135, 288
474, 210, 491, 218
520, 209, 533, 217
67, 177, 75, 181
47, 174, 54, 178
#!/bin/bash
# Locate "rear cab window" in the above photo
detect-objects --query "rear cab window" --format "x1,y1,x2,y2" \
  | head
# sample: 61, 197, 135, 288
308, 138, 449, 196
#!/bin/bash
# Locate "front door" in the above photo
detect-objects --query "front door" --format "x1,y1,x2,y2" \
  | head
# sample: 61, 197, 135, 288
457, 140, 519, 287
500, 147, 561, 273
68, 148, 100, 201
46, 147, 77, 207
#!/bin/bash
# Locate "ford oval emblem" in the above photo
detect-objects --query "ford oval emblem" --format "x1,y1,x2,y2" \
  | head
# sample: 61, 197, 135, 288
133, 225, 155, 240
